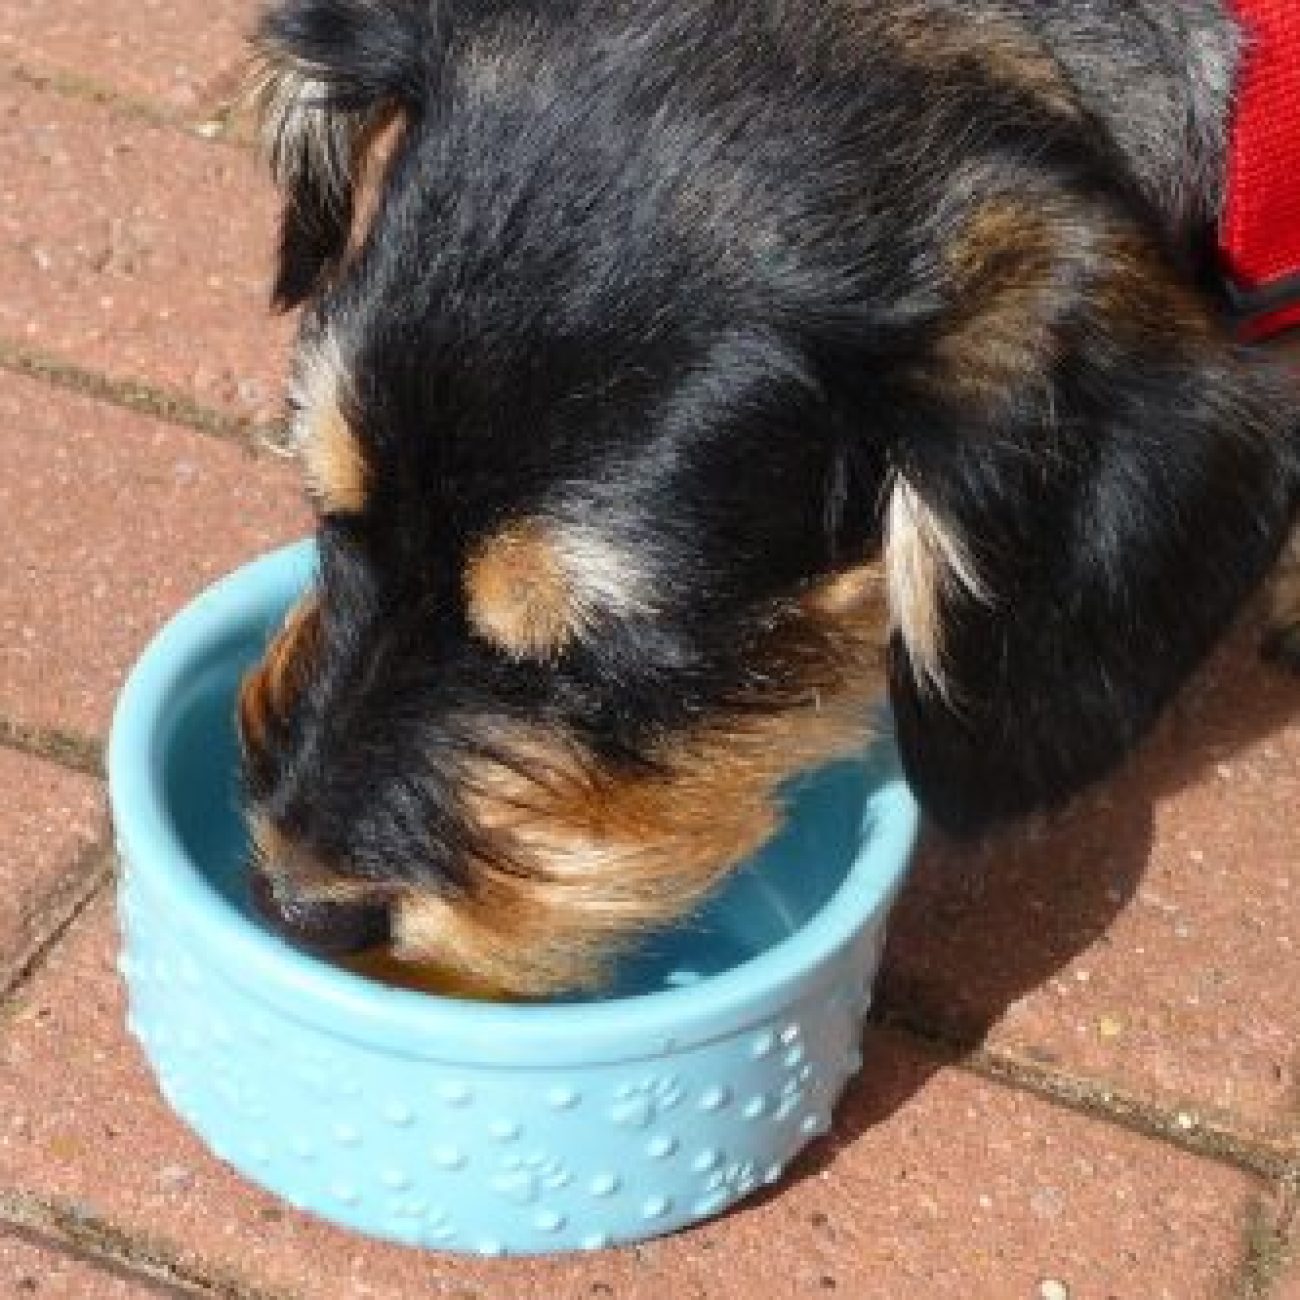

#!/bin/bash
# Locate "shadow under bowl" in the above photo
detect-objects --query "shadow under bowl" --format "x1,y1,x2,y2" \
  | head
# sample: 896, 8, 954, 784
108, 540, 919, 1256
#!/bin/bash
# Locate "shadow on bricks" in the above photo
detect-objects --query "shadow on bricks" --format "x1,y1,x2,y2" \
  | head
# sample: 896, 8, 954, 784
751, 603, 1298, 1190
879, 605, 1299, 1045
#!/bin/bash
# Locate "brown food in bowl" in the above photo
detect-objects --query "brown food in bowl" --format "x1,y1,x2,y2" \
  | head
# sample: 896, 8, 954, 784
337, 945, 508, 1001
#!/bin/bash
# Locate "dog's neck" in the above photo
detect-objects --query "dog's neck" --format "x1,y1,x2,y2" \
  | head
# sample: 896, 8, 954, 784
1012, 0, 1240, 237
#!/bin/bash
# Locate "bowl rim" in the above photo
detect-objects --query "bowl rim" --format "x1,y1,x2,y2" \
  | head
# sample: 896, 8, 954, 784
108, 540, 919, 1064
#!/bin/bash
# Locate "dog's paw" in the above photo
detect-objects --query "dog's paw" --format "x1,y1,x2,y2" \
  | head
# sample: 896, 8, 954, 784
1261, 526, 1300, 671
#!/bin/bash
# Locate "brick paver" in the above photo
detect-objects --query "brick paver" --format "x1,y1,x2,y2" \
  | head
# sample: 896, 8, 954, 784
0, 0, 259, 111
1281, 1258, 1300, 1300
0, 1227, 174, 1299
0, 371, 307, 739
1270, 1203, 1299, 1300
0, 748, 102, 988
0, 69, 290, 424
0, 893, 1273, 1300
883, 621, 1300, 1143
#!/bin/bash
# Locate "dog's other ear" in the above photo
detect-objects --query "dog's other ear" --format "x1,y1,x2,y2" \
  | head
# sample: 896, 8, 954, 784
882, 325, 1298, 838
250, 0, 444, 306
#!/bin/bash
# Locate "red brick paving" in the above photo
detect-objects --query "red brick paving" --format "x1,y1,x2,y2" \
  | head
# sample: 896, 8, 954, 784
0, 371, 307, 737
0, 894, 1272, 1300
0, 70, 291, 424
0, 749, 102, 986
1274, 1209, 1300, 1300
882, 619, 1300, 1141
0, 1228, 170, 1299
1281, 1254, 1300, 1300
0, 0, 259, 114
0, 7, 1295, 1296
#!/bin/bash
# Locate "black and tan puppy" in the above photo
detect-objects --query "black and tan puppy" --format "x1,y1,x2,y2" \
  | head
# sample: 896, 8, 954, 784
237, 0, 1300, 995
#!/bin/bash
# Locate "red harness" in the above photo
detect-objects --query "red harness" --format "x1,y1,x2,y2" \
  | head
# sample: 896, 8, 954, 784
1220, 0, 1300, 338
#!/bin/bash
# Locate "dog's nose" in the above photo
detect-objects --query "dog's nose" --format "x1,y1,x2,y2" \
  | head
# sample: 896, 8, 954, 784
249, 867, 391, 957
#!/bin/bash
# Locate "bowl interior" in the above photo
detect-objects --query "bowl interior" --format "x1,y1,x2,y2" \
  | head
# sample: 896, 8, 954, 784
158, 596, 880, 1003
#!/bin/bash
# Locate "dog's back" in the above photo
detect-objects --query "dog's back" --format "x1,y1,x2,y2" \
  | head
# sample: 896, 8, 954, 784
954, 0, 1241, 237
781, 0, 1239, 245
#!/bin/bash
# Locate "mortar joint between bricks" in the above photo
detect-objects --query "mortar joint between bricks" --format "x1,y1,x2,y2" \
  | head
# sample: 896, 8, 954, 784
0, 337, 284, 452
0, 844, 114, 1012
871, 1010, 1297, 1182
0, 716, 103, 779
4, 60, 254, 148
0, 1190, 301, 1300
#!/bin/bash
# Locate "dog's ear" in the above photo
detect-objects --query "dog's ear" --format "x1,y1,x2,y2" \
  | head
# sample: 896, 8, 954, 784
249, 0, 445, 306
881, 334, 1297, 837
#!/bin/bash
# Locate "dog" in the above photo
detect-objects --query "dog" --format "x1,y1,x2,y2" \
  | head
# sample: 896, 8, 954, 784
236, 0, 1300, 996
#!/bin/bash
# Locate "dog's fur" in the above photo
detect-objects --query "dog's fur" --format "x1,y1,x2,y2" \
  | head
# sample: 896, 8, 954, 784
238, 0, 1300, 995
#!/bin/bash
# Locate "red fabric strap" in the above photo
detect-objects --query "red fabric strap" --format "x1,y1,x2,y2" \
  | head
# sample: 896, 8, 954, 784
1220, 0, 1300, 337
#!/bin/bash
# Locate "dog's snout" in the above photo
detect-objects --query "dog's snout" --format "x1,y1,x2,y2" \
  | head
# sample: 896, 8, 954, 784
249, 867, 391, 957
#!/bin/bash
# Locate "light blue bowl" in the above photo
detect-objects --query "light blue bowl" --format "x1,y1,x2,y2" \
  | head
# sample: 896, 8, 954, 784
108, 540, 919, 1257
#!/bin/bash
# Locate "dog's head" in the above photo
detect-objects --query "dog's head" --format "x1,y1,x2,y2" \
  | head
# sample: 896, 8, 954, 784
238, 0, 1297, 994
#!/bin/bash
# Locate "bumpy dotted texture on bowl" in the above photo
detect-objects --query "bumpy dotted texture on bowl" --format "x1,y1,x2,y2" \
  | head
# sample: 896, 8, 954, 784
117, 863, 887, 1255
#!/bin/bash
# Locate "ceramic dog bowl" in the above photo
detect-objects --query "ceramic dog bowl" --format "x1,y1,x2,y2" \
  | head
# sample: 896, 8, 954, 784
107, 540, 919, 1256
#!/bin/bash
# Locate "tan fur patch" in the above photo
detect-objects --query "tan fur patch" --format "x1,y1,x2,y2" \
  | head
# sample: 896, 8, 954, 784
237, 595, 322, 755
805, 560, 885, 616
338, 944, 508, 1000
395, 571, 889, 995
303, 397, 368, 515
347, 110, 406, 257
885, 477, 986, 696
1090, 228, 1215, 342
464, 518, 655, 659
1266, 523, 1300, 649
292, 331, 368, 514
872, 2, 1077, 117
464, 520, 580, 659
934, 199, 1067, 403
938, 202, 1218, 407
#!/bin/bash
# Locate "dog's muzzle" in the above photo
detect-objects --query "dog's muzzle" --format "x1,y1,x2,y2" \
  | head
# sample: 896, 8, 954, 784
249, 868, 391, 957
